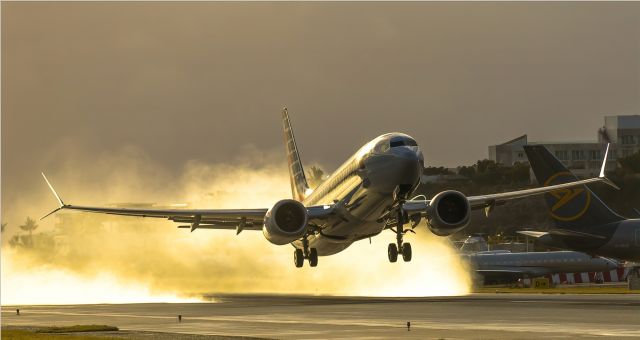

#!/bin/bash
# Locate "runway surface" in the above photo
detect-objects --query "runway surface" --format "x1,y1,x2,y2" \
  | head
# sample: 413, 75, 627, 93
3, 294, 640, 339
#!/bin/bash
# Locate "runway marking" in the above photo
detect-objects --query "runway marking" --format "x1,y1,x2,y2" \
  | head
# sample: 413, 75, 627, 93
4, 309, 640, 337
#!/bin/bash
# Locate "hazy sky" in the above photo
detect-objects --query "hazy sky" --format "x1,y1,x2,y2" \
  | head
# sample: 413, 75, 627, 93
3, 2, 640, 203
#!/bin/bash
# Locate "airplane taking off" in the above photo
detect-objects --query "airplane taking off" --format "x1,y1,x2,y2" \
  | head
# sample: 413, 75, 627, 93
43, 108, 618, 268
520, 145, 640, 262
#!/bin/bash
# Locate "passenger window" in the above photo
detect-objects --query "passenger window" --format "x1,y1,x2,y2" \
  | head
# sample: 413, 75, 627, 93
635, 229, 640, 247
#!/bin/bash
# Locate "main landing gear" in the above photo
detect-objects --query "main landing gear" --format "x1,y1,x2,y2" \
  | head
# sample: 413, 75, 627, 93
388, 210, 412, 263
294, 235, 318, 268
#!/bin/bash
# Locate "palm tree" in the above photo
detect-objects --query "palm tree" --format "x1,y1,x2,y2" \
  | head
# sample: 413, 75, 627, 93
306, 166, 325, 188
19, 217, 38, 246
1, 222, 6, 233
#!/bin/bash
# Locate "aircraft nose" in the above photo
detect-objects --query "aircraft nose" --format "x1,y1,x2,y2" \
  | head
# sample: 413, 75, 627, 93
391, 146, 423, 181
393, 145, 420, 161
604, 257, 620, 270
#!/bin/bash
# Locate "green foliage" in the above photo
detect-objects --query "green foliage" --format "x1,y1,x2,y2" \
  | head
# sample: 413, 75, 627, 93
465, 160, 530, 186
457, 165, 476, 178
19, 217, 39, 235
9, 234, 33, 248
423, 166, 453, 176
618, 150, 640, 174
9, 216, 55, 251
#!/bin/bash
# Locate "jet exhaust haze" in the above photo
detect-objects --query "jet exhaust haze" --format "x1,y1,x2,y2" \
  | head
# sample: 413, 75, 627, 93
1, 146, 472, 305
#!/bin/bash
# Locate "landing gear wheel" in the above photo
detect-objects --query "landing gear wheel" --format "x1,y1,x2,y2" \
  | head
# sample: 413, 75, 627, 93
388, 243, 398, 263
294, 248, 304, 268
401, 243, 412, 262
308, 248, 318, 267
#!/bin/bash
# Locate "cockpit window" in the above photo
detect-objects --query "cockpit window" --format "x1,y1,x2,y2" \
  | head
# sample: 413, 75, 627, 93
390, 138, 418, 148
390, 140, 404, 148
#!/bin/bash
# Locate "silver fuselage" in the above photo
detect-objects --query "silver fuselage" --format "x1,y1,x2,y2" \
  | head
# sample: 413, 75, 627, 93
465, 251, 618, 277
293, 133, 424, 256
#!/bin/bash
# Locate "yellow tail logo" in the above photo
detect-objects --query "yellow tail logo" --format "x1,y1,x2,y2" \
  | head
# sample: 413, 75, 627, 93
544, 172, 591, 222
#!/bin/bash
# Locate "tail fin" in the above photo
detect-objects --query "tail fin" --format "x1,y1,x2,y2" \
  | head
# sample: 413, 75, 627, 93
282, 107, 310, 201
523, 145, 623, 229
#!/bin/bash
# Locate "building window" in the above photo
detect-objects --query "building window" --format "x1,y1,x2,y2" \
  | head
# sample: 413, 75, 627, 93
622, 135, 635, 145
589, 150, 601, 160
517, 152, 523, 159
571, 150, 585, 160
555, 150, 568, 160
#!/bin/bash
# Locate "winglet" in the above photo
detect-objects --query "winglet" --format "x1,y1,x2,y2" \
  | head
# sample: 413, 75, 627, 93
599, 143, 611, 178
42, 173, 65, 207
41, 173, 67, 220
598, 144, 620, 190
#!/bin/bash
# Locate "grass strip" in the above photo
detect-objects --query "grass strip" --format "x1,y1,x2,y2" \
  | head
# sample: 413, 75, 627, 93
36, 325, 119, 333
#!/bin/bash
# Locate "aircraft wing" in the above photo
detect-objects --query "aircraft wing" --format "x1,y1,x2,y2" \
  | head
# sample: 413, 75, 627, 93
41, 174, 334, 233
466, 143, 618, 216
466, 175, 616, 215
403, 173, 616, 217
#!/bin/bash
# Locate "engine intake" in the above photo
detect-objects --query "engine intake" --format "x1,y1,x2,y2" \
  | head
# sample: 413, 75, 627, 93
426, 190, 470, 236
263, 199, 309, 245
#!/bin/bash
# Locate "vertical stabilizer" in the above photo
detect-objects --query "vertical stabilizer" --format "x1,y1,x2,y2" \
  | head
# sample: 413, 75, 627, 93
523, 145, 623, 230
282, 107, 310, 201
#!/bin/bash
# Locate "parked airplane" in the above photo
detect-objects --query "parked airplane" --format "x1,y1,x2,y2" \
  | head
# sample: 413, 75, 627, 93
520, 145, 640, 262
458, 236, 618, 283
42, 108, 617, 268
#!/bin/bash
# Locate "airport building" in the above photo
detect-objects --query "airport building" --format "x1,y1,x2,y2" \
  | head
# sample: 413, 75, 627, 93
489, 115, 640, 178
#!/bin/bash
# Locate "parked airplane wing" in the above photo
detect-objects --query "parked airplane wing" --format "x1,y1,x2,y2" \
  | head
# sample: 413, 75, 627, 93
41, 173, 334, 232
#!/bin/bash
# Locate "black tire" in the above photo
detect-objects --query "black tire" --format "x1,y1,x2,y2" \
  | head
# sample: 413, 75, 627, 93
294, 248, 304, 268
402, 243, 412, 262
309, 248, 318, 267
388, 243, 398, 263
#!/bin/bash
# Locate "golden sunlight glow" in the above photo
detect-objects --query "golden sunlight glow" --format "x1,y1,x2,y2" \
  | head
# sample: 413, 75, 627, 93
1, 250, 201, 305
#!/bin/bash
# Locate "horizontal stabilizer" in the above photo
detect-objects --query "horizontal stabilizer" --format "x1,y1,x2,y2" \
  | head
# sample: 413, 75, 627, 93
518, 229, 606, 241
516, 230, 549, 238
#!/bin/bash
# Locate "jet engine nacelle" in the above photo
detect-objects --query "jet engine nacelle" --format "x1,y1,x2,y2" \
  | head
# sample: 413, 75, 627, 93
263, 199, 309, 245
426, 190, 471, 236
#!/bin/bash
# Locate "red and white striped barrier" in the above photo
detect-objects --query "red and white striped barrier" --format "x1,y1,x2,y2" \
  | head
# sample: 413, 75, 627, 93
523, 267, 630, 286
